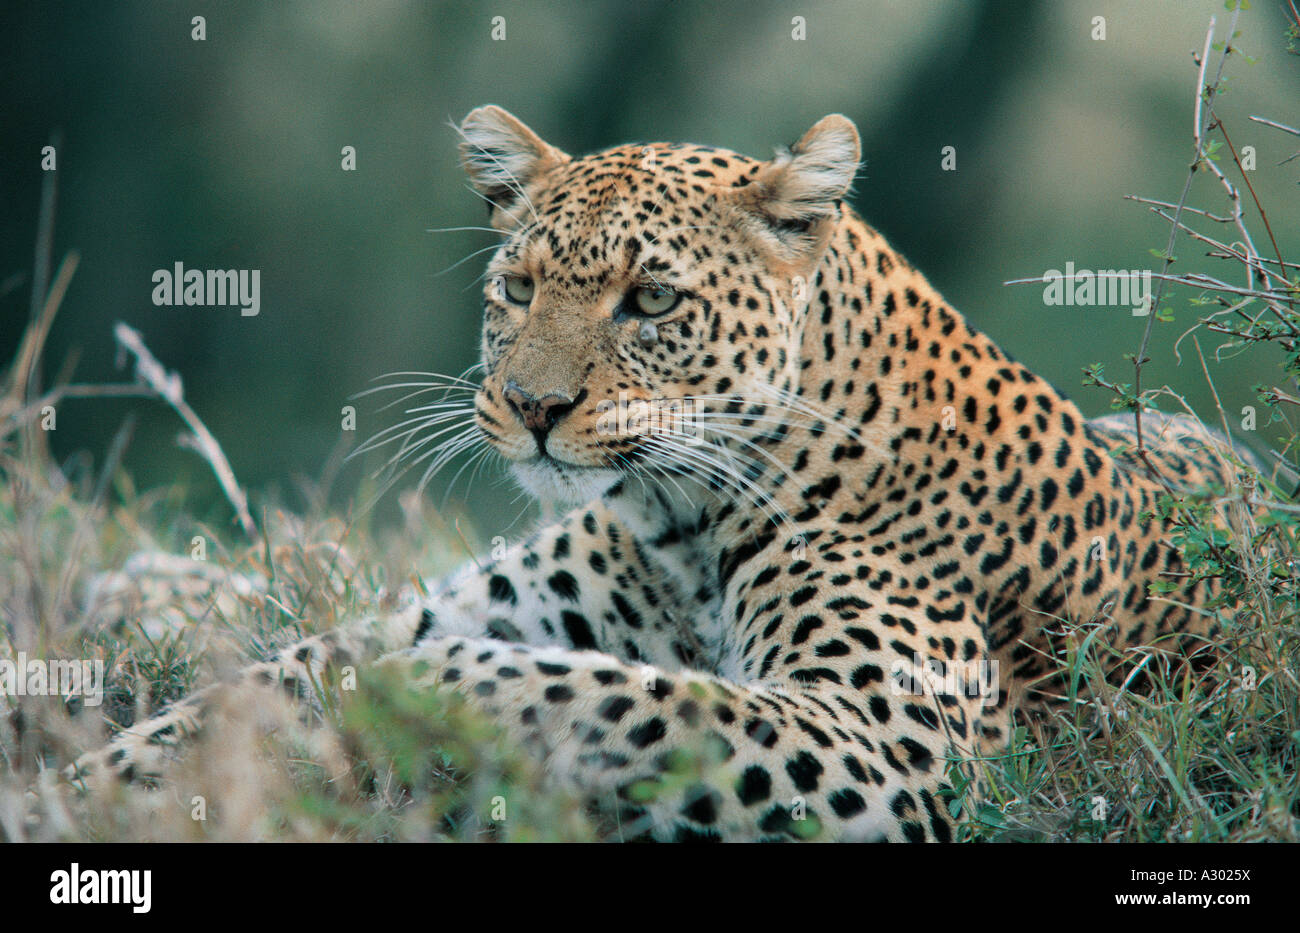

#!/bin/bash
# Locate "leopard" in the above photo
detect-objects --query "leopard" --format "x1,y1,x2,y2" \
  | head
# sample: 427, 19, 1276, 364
53, 105, 1248, 842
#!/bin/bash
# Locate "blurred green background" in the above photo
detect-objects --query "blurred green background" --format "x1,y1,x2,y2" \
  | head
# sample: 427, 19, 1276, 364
3, 0, 1298, 537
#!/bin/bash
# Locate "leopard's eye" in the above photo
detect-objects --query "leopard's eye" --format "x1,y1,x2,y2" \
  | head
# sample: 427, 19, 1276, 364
633, 285, 680, 316
501, 275, 535, 305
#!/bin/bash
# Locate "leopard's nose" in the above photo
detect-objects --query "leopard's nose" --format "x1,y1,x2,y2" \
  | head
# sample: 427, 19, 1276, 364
504, 381, 585, 446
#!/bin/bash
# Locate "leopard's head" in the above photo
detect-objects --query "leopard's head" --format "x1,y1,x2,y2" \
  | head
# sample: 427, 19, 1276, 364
458, 105, 860, 506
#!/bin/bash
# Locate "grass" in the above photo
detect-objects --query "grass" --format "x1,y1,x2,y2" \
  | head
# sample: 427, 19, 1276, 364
0, 415, 609, 840
947, 594, 1300, 842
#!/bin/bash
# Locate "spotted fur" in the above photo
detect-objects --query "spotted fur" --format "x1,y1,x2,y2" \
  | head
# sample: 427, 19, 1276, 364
65, 107, 1247, 841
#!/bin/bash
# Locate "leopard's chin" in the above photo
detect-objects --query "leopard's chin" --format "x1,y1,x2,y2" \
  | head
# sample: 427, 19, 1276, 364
510, 457, 622, 507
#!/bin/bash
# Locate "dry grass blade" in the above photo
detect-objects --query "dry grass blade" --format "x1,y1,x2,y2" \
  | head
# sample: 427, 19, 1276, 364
112, 322, 257, 539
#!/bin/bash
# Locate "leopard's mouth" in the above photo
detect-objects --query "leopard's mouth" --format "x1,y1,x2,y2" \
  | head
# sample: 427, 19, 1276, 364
509, 455, 622, 506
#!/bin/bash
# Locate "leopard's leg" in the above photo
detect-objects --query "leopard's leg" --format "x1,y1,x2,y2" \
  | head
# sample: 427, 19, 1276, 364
60, 601, 424, 790
62, 500, 695, 789
386, 627, 992, 841
411, 501, 700, 668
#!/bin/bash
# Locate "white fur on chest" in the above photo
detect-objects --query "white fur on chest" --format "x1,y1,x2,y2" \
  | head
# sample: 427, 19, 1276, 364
605, 485, 740, 679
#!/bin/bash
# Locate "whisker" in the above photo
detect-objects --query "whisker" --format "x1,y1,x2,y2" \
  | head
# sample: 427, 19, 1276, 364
367, 370, 483, 386
642, 434, 789, 532
413, 426, 486, 486
688, 392, 861, 441
426, 225, 510, 236
751, 383, 866, 439
372, 388, 477, 414
349, 408, 475, 461
462, 444, 500, 499
612, 446, 692, 508
435, 242, 510, 278
399, 422, 481, 473
384, 419, 480, 472
688, 422, 800, 492
401, 399, 481, 416
440, 440, 495, 508
352, 381, 477, 399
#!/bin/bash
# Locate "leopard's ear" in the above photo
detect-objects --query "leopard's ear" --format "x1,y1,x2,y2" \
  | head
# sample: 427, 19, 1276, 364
737, 114, 861, 256
457, 106, 568, 227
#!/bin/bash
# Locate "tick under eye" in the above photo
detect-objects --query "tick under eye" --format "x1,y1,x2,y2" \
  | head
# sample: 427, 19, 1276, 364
632, 285, 681, 316
500, 275, 535, 305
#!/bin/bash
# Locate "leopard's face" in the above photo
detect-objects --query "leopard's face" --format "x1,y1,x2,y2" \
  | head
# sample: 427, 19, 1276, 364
458, 107, 860, 505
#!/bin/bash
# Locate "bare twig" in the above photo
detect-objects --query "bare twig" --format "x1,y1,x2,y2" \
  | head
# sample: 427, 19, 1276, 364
1123, 194, 1233, 224
1212, 119, 1288, 274
1140, 205, 1295, 293
1127, 13, 1235, 487
1247, 114, 1300, 137
1004, 270, 1290, 304
112, 322, 257, 539
1249, 113, 1300, 165
1205, 251, 1300, 270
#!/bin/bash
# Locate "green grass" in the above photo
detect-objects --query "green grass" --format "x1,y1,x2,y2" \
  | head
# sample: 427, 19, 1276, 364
947, 607, 1300, 842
